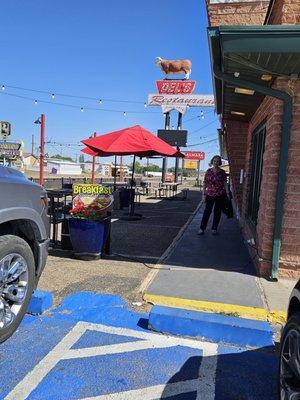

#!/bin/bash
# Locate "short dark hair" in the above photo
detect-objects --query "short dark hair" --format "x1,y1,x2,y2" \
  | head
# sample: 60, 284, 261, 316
209, 155, 222, 166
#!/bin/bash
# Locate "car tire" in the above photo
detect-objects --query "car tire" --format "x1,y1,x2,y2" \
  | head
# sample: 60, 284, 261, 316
0, 235, 35, 343
279, 312, 300, 400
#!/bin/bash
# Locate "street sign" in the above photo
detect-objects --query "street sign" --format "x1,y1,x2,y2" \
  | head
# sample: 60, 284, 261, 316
184, 160, 198, 169
157, 129, 187, 147
156, 80, 196, 94
184, 151, 205, 160
148, 94, 215, 107
0, 121, 11, 140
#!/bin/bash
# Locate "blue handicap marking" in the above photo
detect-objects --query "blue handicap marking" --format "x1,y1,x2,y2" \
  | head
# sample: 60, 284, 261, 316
0, 292, 278, 400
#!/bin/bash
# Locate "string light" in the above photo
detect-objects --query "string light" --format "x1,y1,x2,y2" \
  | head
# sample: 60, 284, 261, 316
51, 93, 55, 99
123, 111, 126, 116
144, 102, 147, 108
200, 110, 204, 119
80, 107, 84, 112
1, 85, 5, 91
99, 99, 102, 104
34, 99, 38, 105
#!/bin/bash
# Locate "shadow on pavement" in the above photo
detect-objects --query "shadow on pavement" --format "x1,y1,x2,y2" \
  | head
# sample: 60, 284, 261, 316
161, 346, 278, 399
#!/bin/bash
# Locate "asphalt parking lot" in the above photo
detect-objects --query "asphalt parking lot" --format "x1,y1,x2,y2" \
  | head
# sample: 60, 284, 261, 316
38, 188, 202, 309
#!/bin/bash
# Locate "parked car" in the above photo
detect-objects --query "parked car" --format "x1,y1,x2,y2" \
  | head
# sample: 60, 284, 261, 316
0, 166, 49, 343
279, 279, 300, 399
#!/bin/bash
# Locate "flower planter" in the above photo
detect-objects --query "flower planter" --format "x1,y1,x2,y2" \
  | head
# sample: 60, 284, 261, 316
68, 218, 106, 260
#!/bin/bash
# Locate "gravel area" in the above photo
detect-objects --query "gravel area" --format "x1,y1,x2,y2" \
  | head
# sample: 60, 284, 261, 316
38, 188, 201, 310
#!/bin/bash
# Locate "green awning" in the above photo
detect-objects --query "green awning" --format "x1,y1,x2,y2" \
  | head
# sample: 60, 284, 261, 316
208, 25, 300, 121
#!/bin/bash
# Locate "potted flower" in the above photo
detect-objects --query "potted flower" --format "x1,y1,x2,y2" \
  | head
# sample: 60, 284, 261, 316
68, 193, 113, 260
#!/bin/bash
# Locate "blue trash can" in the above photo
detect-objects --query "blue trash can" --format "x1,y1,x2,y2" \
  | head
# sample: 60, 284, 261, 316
119, 188, 134, 209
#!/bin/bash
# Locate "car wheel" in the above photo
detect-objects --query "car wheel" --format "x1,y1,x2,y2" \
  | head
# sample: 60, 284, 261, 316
279, 312, 300, 399
0, 235, 35, 343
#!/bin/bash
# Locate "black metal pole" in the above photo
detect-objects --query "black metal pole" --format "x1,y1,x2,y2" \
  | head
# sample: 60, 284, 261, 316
174, 112, 183, 183
129, 155, 136, 216
113, 155, 117, 191
162, 112, 170, 183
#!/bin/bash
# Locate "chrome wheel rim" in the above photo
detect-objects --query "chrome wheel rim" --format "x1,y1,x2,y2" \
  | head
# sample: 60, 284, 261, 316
280, 328, 300, 399
0, 253, 29, 329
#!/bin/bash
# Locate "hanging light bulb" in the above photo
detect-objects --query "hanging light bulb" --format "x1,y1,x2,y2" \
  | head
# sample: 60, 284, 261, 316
51, 93, 55, 99
123, 111, 126, 116
200, 110, 204, 119
1, 85, 5, 91
34, 99, 38, 105
144, 102, 147, 108
99, 99, 102, 104
80, 107, 84, 112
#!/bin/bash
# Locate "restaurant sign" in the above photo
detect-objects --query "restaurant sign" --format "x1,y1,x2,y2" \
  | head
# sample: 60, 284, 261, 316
156, 80, 196, 95
0, 141, 21, 158
73, 184, 112, 196
184, 151, 205, 160
148, 94, 214, 107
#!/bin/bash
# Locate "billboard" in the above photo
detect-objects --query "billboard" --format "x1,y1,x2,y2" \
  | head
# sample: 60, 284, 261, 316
157, 130, 187, 147
0, 141, 21, 158
184, 160, 198, 169
184, 151, 205, 160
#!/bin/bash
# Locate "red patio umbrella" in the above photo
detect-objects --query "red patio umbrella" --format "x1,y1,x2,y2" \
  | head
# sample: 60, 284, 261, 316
81, 125, 184, 158
81, 125, 184, 219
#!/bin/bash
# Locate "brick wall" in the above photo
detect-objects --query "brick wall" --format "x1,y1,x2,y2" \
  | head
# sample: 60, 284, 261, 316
267, 0, 300, 25
222, 119, 248, 213
239, 78, 300, 278
206, 0, 269, 26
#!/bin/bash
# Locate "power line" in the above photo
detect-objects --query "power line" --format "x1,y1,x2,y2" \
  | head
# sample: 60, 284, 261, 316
186, 138, 218, 147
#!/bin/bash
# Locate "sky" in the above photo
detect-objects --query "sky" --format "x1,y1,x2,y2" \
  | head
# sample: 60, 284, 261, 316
0, 0, 220, 169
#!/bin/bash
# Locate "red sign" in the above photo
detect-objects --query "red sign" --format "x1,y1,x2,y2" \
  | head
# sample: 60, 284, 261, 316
184, 151, 205, 160
156, 80, 196, 95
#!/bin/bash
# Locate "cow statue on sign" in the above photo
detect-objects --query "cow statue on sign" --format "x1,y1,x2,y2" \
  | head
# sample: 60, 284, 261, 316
155, 57, 192, 80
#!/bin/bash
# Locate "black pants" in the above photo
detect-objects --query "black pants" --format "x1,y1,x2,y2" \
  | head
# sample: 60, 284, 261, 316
200, 194, 226, 231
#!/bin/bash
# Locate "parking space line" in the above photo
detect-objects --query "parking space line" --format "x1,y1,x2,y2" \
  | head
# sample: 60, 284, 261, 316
5, 322, 217, 400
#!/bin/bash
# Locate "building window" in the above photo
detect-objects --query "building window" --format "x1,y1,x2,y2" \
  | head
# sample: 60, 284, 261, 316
247, 123, 266, 225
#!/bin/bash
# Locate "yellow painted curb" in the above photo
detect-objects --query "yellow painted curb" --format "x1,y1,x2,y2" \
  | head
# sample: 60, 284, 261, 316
143, 293, 287, 325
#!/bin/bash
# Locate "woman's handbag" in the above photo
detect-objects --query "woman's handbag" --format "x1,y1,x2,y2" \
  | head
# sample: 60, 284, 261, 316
222, 192, 233, 219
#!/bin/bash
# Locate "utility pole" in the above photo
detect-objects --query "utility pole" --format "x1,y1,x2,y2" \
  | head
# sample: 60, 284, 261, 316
91, 132, 96, 184
31, 134, 34, 155
37, 114, 46, 186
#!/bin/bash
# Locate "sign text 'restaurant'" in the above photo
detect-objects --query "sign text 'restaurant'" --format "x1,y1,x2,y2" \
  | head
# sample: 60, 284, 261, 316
148, 94, 214, 107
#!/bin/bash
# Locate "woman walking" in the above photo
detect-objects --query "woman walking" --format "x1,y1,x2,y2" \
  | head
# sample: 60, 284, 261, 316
199, 155, 229, 235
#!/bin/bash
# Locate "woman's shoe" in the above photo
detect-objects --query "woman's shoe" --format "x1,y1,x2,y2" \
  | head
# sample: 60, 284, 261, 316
198, 229, 205, 235
212, 230, 218, 235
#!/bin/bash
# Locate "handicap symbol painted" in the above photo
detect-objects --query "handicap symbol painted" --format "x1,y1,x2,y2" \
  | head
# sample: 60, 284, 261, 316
0, 292, 278, 400
5, 321, 217, 400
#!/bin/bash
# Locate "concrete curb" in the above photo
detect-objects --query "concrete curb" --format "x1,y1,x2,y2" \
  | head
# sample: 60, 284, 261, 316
149, 305, 275, 348
144, 293, 286, 325
139, 198, 204, 294
27, 290, 53, 315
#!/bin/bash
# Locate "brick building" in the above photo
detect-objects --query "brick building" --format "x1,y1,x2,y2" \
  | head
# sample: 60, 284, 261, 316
205, 0, 300, 279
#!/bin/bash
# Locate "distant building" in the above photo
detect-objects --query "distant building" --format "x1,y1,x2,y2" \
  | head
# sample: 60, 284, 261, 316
47, 159, 82, 175
23, 153, 39, 168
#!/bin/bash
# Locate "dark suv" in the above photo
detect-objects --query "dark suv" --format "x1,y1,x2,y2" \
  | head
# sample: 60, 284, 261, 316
0, 166, 49, 342
279, 280, 300, 399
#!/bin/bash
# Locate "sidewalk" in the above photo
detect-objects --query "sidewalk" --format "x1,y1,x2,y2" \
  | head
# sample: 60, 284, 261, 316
144, 204, 296, 326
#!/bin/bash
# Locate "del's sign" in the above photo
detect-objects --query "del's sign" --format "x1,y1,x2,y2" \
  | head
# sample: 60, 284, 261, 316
184, 151, 205, 160
156, 80, 196, 95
